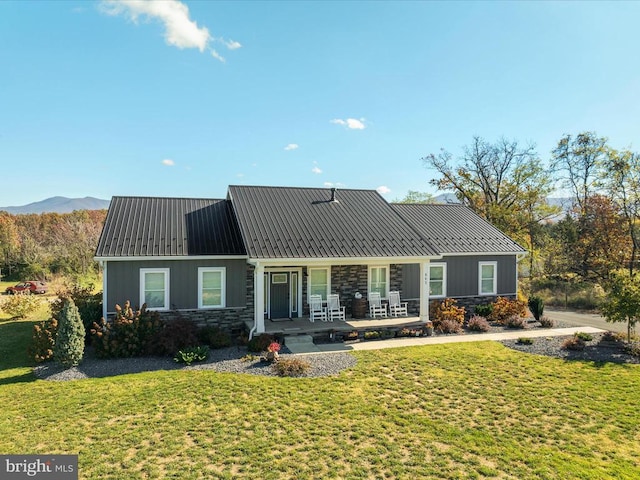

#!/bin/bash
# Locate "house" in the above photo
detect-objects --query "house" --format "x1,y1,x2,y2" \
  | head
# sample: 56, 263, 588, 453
94, 185, 526, 336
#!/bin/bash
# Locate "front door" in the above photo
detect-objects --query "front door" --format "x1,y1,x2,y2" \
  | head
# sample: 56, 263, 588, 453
270, 272, 290, 319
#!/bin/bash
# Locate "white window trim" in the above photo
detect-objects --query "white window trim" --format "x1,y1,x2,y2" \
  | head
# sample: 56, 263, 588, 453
368, 265, 390, 299
198, 267, 226, 309
308, 267, 331, 302
478, 261, 498, 296
140, 268, 170, 311
429, 262, 447, 298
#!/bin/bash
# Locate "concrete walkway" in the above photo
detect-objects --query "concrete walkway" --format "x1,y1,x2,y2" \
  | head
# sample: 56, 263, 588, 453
286, 326, 605, 355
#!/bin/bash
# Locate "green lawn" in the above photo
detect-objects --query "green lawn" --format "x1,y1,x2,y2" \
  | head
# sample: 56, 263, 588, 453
1, 320, 639, 479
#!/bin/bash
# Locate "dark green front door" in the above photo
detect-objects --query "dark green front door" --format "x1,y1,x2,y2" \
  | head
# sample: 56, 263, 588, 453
270, 272, 290, 319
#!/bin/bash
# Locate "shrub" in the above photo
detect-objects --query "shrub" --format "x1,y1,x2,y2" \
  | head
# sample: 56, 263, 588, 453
364, 331, 380, 340
53, 299, 85, 367
562, 335, 586, 351
436, 318, 463, 334
198, 325, 232, 349
474, 303, 493, 317
624, 342, 640, 357
516, 337, 533, 345
528, 296, 544, 321
272, 358, 311, 377
90, 301, 163, 358
488, 297, 527, 325
467, 315, 490, 332
247, 333, 275, 353
174, 346, 209, 366
575, 332, 593, 342
0, 293, 40, 319
504, 315, 527, 329
29, 318, 58, 363
538, 316, 554, 328
430, 298, 465, 331
50, 284, 102, 343
267, 341, 281, 353
148, 318, 200, 356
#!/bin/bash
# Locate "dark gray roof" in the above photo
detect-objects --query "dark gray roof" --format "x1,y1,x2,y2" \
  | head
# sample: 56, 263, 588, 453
392, 203, 526, 254
228, 186, 438, 259
95, 196, 245, 257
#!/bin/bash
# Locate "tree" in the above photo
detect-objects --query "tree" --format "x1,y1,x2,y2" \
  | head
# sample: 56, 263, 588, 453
422, 136, 558, 274
550, 132, 609, 217
601, 269, 640, 342
393, 190, 434, 204
602, 149, 640, 275
0, 212, 20, 277
53, 299, 85, 367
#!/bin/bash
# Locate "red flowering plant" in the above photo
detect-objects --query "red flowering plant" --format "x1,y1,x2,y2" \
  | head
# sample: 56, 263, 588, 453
267, 341, 281, 353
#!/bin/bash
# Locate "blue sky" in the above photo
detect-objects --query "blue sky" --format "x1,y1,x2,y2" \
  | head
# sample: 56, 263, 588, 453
1, 1, 639, 206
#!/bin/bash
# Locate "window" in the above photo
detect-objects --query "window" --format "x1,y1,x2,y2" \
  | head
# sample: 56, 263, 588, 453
291, 273, 298, 314
429, 263, 446, 298
479, 261, 497, 295
140, 268, 170, 311
199, 267, 226, 309
368, 265, 389, 299
308, 267, 330, 301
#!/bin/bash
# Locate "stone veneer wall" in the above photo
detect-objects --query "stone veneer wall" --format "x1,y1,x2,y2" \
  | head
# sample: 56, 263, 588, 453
156, 264, 255, 336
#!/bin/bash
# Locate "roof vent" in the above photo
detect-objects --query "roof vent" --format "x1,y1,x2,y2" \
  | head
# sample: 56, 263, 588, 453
330, 188, 339, 203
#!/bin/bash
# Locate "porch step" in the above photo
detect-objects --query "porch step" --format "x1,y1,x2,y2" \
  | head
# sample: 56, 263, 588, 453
284, 334, 319, 354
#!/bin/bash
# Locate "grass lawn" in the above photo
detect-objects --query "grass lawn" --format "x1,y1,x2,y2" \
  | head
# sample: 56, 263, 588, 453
1, 320, 639, 479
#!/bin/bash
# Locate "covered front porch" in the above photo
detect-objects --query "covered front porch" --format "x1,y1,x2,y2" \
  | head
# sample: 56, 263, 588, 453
246, 314, 426, 336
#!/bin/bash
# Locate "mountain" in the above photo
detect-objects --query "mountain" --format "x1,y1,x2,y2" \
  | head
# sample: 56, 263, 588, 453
0, 196, 110, 214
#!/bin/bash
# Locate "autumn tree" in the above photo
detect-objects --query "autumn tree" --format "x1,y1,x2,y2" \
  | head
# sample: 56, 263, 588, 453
602, 149, 640, 274
0, 212, 20, 277
393, 190, 434, 204
422, 136, 558, 275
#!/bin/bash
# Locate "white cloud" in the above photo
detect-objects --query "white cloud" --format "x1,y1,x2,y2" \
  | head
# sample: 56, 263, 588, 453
237, 173, 244, 178
221, 38, 242, 50
284, 143, 299, 151
330, 117, 366, 130
162, 158, 175, 166
100, 0, 241, 61
324, 182, 345, 188
312, 166, 322, 174
376, 185, 391, 195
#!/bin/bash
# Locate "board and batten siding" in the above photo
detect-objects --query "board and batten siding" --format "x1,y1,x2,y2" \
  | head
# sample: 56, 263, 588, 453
105, 259, 247, 312
401, 255, 518, 299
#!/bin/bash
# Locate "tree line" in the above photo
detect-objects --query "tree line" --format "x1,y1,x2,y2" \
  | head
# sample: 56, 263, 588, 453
0, 209, 107, 281
419, 132, 640, 284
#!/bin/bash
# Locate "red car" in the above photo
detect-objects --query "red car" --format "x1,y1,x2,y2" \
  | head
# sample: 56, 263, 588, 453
5, 281, 48, 295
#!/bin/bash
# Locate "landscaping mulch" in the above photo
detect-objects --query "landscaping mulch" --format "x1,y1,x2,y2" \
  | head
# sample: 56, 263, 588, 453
501, 332, 640, 364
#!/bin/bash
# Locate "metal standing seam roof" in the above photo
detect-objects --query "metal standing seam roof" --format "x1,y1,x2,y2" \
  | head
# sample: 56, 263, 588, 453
391, 203, 526, 254
95, 196, 246, 257
228, 185, 439, 259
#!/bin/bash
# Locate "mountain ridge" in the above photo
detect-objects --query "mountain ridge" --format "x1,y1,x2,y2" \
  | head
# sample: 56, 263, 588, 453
0, 196, 110, 214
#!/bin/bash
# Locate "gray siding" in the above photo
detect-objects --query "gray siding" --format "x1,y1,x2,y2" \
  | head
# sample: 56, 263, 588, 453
401, 255, 518, 300
105, 259, 247, 312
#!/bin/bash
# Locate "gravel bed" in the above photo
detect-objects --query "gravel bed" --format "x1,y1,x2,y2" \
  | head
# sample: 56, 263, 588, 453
34, 346, 357, 382
501, 332, 640, 364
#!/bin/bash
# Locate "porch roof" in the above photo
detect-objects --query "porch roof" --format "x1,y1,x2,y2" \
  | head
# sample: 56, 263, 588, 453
228, 185, 439, 259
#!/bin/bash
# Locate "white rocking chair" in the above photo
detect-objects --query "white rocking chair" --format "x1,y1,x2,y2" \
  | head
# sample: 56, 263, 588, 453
388, 290, 408, 317
309, 294, 327, 322
327, 294, 346, 322
368, 292, 387, 318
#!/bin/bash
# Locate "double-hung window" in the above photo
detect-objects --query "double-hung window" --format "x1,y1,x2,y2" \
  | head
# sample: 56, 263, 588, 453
199, 267, 226, 308
140, 268, 170, 310
479, 261, 497, 295
308, 267, 330, 301
369, 265, 389, 299
429, 263, 446, 298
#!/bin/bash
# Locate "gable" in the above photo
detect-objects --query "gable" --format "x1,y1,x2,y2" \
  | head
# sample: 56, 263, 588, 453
95, 196, 246, 258
228, 185, 438, 259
